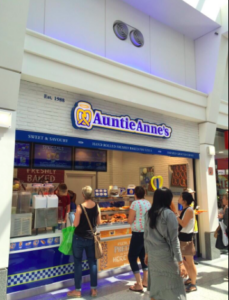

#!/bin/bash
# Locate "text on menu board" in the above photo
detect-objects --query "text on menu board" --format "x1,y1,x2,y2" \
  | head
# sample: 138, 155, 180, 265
75, 148, 107, 171
14, 142, 31, 168
33, 144, 72, 170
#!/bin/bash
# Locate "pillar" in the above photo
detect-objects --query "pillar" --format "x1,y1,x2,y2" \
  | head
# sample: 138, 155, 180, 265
196, 123, 220, 259
196, 31, 228, 259
0, 1, 30, 299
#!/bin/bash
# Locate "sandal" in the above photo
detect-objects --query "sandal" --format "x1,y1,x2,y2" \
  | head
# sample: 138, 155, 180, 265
129, 286, 144, 293
184, 278, 192, 286
186, 284, 197, 293
67, 290, 82, 298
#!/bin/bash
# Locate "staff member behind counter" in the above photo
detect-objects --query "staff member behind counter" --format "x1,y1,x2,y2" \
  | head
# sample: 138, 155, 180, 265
55, 184, 70, 223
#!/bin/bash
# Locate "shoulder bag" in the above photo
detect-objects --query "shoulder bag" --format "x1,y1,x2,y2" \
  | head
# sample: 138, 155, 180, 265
82, 205, 103, 260
214, 225, 221, 238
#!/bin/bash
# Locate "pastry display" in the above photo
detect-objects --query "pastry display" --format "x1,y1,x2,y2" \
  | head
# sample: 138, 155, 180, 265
100, 206, 130, 212
100, 213, 128, 225
95, 187, 133, 226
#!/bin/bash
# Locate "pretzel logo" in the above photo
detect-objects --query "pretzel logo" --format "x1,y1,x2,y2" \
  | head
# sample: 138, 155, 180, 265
77, 109, 92, 127
74, 102, 93, 129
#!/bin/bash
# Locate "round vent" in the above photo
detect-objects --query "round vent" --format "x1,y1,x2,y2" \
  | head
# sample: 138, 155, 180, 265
130, 30, 144, 47
113, 21, 128, 41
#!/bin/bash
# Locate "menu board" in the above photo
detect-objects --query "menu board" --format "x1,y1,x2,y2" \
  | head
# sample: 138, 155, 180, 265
75, 148, 107, 172
33, 144, 72, 170
14, 142, 31, 168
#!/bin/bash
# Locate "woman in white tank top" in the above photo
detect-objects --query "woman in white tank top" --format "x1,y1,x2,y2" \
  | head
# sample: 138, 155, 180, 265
177, 192, 197, 294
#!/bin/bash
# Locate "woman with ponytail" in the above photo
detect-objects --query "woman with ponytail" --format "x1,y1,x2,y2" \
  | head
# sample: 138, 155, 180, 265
144, 188, 187, 300
177, 192, 197, 293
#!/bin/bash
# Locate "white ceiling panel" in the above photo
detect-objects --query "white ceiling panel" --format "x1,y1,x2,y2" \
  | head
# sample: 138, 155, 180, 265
121, 0, 221, 39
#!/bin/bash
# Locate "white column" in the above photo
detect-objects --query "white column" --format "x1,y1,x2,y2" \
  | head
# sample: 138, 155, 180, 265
196, 123, 219, 259
0, 1, 30, 298
195, 29, 228, 258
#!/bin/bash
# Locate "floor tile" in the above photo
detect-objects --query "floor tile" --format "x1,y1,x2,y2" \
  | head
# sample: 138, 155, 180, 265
21, 256, 228, 300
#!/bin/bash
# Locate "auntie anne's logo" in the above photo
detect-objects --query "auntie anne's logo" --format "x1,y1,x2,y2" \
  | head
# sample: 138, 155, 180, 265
75, 102, 93, 130
72, 101, 172, 139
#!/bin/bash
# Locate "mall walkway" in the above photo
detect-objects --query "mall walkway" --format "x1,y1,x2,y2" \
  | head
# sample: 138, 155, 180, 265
23, 255, 228, 300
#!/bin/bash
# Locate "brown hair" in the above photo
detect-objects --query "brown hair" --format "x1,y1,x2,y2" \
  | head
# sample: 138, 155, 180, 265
224, 193, 228, 201
59, 184, 67, 192
68, 190, 77, 203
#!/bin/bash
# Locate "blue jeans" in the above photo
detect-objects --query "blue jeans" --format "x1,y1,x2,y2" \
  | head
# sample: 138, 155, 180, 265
72, 234, 97, 291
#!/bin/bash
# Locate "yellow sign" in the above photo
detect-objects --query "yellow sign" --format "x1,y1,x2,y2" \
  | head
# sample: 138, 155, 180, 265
151, 176, 164, 190
99, 238, 131, 272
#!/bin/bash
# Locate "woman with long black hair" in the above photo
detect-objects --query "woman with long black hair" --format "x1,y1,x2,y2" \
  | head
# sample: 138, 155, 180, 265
177, 192, 197, 293
144, 188, 187, 300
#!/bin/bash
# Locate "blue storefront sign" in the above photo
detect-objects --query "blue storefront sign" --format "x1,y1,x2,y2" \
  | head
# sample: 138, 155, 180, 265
16, 130, 200, 159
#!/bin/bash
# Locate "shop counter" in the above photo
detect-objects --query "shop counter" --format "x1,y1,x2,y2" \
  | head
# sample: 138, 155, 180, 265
8, 224, 132, 295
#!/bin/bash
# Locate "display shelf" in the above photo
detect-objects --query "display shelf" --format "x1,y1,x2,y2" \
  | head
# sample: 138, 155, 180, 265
101, 210, 129, 215
93, 197, 135, 202
99, 222, 128, 227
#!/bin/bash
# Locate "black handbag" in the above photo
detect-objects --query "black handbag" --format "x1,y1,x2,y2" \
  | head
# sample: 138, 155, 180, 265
216, 228, 228, 250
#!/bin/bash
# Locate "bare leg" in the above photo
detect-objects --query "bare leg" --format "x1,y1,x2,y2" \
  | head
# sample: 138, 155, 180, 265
91, 289, 97, 297
184, 255, 197, 285
142, 270, 148, 287
133, 273, 143, 290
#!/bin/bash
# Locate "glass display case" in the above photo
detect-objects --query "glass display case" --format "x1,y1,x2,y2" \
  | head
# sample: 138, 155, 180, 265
93, 196, 134, 226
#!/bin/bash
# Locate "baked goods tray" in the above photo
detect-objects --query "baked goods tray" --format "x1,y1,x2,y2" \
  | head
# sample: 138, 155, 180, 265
94, 197, 135, 201
101, 210, 129, 215
99, 222, 128, 227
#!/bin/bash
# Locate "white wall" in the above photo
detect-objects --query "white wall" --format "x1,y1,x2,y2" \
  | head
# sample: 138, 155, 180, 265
27, 0, 45, 34
17, 81, 200, 154
195, 29, 221, 94
0, 115, 16, 269
122, 152, 194, 205
150, 18, 196, 88
45, 0, 106, 57
106, 0, 151, 73
98, 150, 194, 206
0, 0, 29, 74
26, 0, 196, 90
0, 0, 30, 275
222, 60, 228, 102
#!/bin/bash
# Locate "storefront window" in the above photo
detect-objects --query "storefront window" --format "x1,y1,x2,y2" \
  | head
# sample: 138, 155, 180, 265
11, 143, 196, 240
215, 130, 229, 208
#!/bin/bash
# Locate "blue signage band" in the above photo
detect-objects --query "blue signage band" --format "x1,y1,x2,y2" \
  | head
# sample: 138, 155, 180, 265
16, 130, 200, 159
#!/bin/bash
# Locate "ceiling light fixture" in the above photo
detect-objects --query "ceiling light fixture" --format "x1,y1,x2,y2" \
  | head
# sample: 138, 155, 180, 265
0, 110, 12, 128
